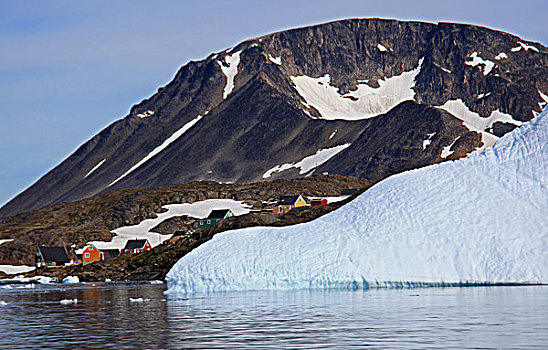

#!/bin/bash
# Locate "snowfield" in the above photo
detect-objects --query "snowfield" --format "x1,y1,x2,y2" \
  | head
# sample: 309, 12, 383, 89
290, 59, 423, 120
166, 108, 548, 294
83, 199, 251, 251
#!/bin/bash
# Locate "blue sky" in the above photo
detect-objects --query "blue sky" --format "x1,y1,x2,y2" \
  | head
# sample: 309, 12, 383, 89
1, 0, 547, 207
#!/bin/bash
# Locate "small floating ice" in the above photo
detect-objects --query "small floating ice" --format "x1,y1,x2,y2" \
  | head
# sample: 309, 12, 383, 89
0, 301, 7, 306
129, 297, 151, 303
60, 299, 78, 305
62, 276, 80, 284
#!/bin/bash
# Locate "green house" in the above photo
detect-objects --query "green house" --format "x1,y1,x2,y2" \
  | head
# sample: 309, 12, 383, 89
198, 209, 234, 229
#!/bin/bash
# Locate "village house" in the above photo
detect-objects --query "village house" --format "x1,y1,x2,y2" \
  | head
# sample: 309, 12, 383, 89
81, 244, 120, 265
35, 246, 71, 267
310, 198, 328, 206
198, 209, 234, 229
121, 239, 151, 255
272, 195, 308, 214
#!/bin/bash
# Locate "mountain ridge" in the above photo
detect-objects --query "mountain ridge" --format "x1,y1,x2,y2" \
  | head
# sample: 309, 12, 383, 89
2, 18, 547, 218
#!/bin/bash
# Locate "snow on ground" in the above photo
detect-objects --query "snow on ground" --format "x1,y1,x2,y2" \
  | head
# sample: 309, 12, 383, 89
422, 133, 436, 150
290, 58, 423, 120
85, 199, 251, 251
109, 114, 204, 187
0, 265, 35, 275
136, 110, 155, 119
477, 93, 491, 100
441, 136, 460, 158
84, 159, 106, 178
218, 50, 242, 99
438, 99, 522, 153
377, 43, 388, 52
166, 108, 548, 294
465, 52, 495, 75
511, 42, 539, 52
0, 239, 13, 246
495, 52, 508, 60
263, 144, 351, 178
329, 129, 337, 139
268, 54, 282, 65
539, 90, 548, 104
307, 196, 350, 204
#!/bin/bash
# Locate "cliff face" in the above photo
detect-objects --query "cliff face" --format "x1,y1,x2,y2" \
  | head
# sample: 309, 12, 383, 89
2, 18, 547, 218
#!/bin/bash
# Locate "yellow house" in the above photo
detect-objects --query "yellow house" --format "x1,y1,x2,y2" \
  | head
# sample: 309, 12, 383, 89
272, 195, 308, 214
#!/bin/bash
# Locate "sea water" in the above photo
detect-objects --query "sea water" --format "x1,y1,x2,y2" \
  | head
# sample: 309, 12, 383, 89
0, 283, 546, 349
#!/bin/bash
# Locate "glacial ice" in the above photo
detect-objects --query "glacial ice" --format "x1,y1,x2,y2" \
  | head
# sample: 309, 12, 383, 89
166, 108, 548, 294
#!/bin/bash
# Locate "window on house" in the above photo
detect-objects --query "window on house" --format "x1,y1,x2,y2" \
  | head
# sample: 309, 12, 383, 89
207, 220, 211, 224
199, 220, 203, 225
89, 246, 93, 250
84, 253, 90, 258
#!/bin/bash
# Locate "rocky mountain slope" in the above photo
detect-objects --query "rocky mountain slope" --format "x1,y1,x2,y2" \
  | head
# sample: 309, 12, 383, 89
0, 175, 370, 265
2, 18, 547, 217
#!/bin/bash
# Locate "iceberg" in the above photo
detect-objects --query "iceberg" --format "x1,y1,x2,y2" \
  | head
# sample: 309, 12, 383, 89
166, 109, 548, 294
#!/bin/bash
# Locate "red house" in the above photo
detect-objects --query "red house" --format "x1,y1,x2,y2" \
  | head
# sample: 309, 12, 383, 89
311, 198, 328, 206
121, 239, 151, 255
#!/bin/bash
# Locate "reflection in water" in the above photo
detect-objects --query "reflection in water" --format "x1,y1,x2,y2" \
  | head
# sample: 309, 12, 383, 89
0, 283, 546, 349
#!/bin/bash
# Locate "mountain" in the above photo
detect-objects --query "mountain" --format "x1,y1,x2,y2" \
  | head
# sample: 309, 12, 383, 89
165, 107, 548, 293
2, 18, 548, 218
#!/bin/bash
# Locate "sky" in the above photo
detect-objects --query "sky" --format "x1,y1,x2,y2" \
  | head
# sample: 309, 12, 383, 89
1, 0, 547, 207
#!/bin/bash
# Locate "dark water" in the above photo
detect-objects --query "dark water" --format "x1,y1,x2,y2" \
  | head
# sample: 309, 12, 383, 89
0, 282, 546, 349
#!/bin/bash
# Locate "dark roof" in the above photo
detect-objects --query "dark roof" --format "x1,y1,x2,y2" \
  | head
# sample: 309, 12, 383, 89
207, 209, 231, 219
100, 249, 120, 260
38, 247, 70, 263
278, 195, 300, 205
341, 189, 359, 196
122, 239, 149, 250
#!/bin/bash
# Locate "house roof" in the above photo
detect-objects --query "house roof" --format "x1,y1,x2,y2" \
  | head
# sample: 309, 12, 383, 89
123, 239, 149, 250
207, 209, 231, 219
37, 246, 70, 263
278, 195, 302, 205
101, 249, 120, 260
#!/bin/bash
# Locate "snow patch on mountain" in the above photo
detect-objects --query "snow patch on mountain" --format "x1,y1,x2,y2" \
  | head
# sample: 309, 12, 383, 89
263, 144, 351, 178
465, 52, 495, 75
84, 159, 106, 178
377, 43, 388, 52
433, 62, 451, 73
438, 99, 522, 153
84, 199, 251, 251
290, 59, 423, 121
495, 52, 508, 60
268, 54, 282, 65
166, 108, 548, 294
136, 110, 155, 119
441, 136, 460, 158
218, 50, 242, 99
511, 42, 539, 52
109, 114, 204, 187
422, 133, 435, 150
329, 129, 337, 140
